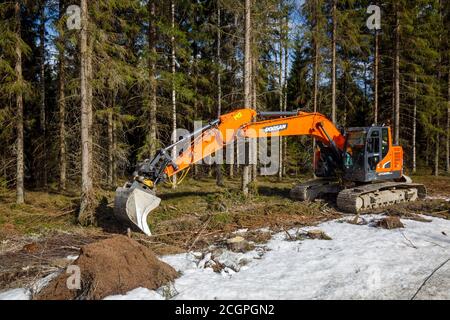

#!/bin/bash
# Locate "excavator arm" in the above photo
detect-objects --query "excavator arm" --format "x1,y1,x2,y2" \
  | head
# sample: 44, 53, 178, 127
114, 108, 346, 235
137, 109, 345, 183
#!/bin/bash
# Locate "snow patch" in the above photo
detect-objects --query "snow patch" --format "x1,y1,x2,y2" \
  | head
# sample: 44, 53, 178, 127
0, 288, 31, 300
104, 287, 165, 300
160, 215, 450, 300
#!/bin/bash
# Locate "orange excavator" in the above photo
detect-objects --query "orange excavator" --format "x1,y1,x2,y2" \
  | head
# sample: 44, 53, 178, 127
114, 108, 426, 235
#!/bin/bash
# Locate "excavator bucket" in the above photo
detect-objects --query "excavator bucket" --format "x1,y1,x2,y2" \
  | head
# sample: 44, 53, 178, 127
113, 181, 161, 236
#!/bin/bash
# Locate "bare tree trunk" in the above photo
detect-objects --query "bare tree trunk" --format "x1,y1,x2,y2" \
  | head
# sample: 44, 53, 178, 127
39, 2, 47, 188
107, 108, 113, 186
434, 0, 442, 177
412, 76, 417, 174
251, 54, 257, 182
79, 0, 94, 224
278, 13, 284, 181
58, 0, 66, 191
148, 0, 157, 157
215, 4, 224, 187
112, 117, 117, 186
447, 66, 450, 173
374, 30, 379, 124
434, 119, 440, 177
171, 0, 177, 187
394, 8, 400, 145
331, 0, 337, 124
241, 0, 252, 195
15, 1, 24, 204
312, 0, 319, 176
282, 15, 288, 176
426, 115, 431, 166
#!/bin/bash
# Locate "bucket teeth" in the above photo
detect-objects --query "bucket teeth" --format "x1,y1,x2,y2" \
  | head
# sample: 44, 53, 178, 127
114, 181, 161, 236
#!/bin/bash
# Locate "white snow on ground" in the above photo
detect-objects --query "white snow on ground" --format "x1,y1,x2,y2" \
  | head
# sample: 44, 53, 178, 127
1, 215, 449, 300
427, 196, 450, 202
153, 216, 450, 300
104, 287, 165, 300
0, 288, 31, 300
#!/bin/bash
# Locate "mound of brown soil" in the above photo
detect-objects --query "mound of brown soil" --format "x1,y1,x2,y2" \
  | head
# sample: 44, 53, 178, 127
376, 216, 404, 230
34, 235, 177, 300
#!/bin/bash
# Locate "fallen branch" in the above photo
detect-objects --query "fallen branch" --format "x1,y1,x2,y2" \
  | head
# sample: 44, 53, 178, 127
280, 226, 293, 241
150, 230, 196, 238
186, 217, 212, 251
411, 258, 450, 300
400, 231, 417, 249
422, 240, 446, 248
59, 246, 80, 251
423, 210, 449, 219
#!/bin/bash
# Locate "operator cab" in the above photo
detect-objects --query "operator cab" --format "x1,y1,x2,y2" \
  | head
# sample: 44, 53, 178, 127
342, 126, 403, 183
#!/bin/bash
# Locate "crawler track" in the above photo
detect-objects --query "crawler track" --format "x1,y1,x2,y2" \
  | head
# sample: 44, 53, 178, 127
336, 182, 427, 213
290, 178, 340, 201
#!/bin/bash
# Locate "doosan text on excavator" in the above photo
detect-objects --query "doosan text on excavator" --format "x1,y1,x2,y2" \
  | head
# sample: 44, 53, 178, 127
114, 108, 426, 235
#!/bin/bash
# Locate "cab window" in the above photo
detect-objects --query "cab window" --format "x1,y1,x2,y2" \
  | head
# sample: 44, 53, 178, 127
367, 130, 381, 170
382, 128, 389, 158
367, 130, 380, 154
343, 131, 366, 171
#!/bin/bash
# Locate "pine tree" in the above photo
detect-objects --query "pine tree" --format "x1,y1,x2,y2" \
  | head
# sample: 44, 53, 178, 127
0, 1, 31, 203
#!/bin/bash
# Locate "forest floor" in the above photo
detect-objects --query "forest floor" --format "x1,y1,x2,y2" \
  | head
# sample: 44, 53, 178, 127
0, 173, 449, 294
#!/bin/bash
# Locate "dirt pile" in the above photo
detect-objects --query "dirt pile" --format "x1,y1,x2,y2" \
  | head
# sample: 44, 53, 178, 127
34, 235, 178, 300
306, 230, 332, 240
376, 216, 404, 229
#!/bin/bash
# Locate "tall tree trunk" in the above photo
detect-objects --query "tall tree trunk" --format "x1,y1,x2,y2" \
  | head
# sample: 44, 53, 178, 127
282, 14, 288, 176
412, 76, 417, 174
312, 0, 319, 176
434, 0, 442, 177
39, 1, 47, 188
394, 7, 400, 145
241, 0, 252, 195
342, 69, 347, 126
331, 0, 337, 124
447, 65, 450, 173
112, 117, 117, 186
434, 119, 440, 177
215, 4, 224, 187
277, 13, 284, 181
148, 0, 157, 157
374, 30, 379, 124
171, 0, 177, 187
107, 108, 113, 186
79, 0, 94, 224
15, 1, 24, 204
426, 115, 431, 166
251, 53, 257, 182
58, 0, 67, 191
